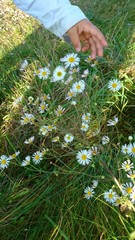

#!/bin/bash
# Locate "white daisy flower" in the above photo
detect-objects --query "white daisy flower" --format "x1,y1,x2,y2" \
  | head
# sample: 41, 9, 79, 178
82, 69, 89, 78
0, 155, 10, 169
91, 146, 98, 156
122, 182, 133, 195
108, 79, 122, 92
84, 186, 95, 200
107, 116, 118, 126
104, 189, 117, 204
39, 126, 48, 136
24, 136, 35, 144
20, 113, 35, 125
72, 80, 85, 93
34, 68, 42, 76
41, 148, 48, 155
20, 59, 28, 71
61, 53, 80, 68
32, 151, 43, 164
64, 133, 74, 143
66, 89, 76, 100
40, 94, 51, 101
121, 159, 134, 172
9, 151, 20, 160
128, 136, 133, 141
47, 125, 56, 132
130, 190, 135, 204
92, 180, 98, 189
21, 156, 31, 166
52, 136, 60, 142
102, 136, 110, 145
113, 196, 122, 206
55, 105, 65, 117
121, 144, 129, 155
128, 143, 135, 157
85, 55, 92, 63
76, 149, 92, 166
52, 66, 66, 82
126, 170, 135, 180
68, 67, 80, 74
38, 102, 48, 113
82, 113, 91, 123
38, 67, 50, 79
28, 96, 34, 104
81, 122, 89, 132
71, 100, 77, 106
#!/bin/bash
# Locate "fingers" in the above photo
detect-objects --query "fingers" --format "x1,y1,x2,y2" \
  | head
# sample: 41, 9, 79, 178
91, 35, 104, 58
90, 24, 108, 47
67, 28, 81, 52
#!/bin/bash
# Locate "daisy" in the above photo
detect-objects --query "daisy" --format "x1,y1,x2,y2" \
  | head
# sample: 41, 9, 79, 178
66, 89, 76, 100
41, 148, 48, 155
76, 149, 92, 166
39, 125, 48, 136
122, 182, 133, 195
81, 122, 89, 132
40, 94, 51, 101
21, 156, 31, 166
84, 186, 95, 200
24, 136, 35, 144
55, 105, 65, 117
61, 53, 80, 68
85, 55, 92, 63
64, 133, 74, 143
32, 151, 43, 164
52, 136, 60, 142
28, 96, 34, 104
38, 102, 48, 113
0, 155, 10, 169
82, 113, 91, 123
82, 69, 89, 78
102, 136, 110, 145
20, 59, 28, 71
121, 159, 134, 172
128, 143, 135, 157
47, 125, 56, 132
127, 170, 135, 180
33, 68, 42, 76
72, 80, 85, 93
121, 144, 130, 155
38, 67, 50, 79
69, 67, 80, 74
9, 151, 20, 160
91, 146, 98, 156
71, 100, 77, 106
108, 79, 122, 92
107, 116, 118, 126
20, 113, 35, 125
130, 191, 135, 204
52, 66, 66, 82
104, 189, 117, 204
92, 180, 98, 189
113, 196, 122, 206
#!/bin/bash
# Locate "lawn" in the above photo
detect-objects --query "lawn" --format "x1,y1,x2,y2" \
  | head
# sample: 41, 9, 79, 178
0, 0, 135, 239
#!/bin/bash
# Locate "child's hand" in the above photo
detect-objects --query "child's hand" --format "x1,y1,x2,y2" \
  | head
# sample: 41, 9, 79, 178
67, 19, 108, 59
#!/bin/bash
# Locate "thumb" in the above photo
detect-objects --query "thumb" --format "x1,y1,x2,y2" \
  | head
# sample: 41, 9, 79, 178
67, 28, 81, 52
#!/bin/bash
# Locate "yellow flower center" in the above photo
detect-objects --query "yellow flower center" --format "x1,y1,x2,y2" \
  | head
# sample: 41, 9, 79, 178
87, 191, 92, 196
68, 92, 73, 97
35, 155, 40, 161
11, 153, 16, 158
48, 125, 53, 130
132, 147, 135, 153
126, 187, 132, 194
115, 198, 121, 204
57, 71, 62, 77
76, 85, 81, 90
24, 117, 29, 123
67, 136, 71, 140
41, 105, 46, 110
112, 83, 118, 88
81, 154, 87, 161
58, 110, 62, 115
108, 193, 113, 199
68, 57, 75, 63
85, 116, 89, 121
130, 174, 135, 179
1, 159, 6, 165
125, 164, 130, 169
42, 71, 47, 76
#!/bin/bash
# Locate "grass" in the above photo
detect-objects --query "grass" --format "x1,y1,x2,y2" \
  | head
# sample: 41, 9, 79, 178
0, 0, 135, 239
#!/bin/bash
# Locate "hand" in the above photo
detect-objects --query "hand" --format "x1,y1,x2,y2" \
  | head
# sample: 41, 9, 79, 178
66, 19, 108, 59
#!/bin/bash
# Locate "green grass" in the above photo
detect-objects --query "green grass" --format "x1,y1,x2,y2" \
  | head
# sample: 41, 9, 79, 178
0, 0, 135, 239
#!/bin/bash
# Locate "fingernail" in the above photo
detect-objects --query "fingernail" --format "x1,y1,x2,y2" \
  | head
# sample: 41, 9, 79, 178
76, 47, 81, 52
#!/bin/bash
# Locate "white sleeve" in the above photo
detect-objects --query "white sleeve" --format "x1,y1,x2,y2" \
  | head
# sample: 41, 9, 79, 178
13, 0, 86, 38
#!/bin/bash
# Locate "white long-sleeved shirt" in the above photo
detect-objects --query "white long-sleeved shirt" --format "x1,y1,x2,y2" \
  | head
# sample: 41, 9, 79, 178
13, 0, 86, 38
